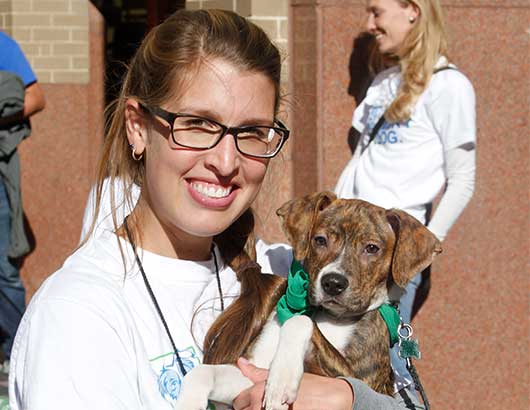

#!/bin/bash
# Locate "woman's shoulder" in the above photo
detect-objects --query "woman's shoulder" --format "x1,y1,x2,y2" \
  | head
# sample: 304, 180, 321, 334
81, 177, 140, 240
434, 66, 472, 84
28, 232, 130, 319
429, 63, 475, 99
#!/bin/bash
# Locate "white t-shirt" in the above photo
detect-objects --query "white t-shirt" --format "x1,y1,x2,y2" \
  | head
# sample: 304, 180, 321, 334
80, 178, 141, 241
335, 58, 476, 224
9, 231, 292, 410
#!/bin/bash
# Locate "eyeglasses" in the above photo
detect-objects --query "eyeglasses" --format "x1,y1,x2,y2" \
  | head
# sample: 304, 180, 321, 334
140, 104, 290, 159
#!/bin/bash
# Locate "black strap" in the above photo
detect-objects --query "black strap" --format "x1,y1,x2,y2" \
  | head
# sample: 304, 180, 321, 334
123, 216, 188, 376
433, 66, 455, 74
365, 66, 456, 149
367, 115, 386, 147
408, 362, 431, 410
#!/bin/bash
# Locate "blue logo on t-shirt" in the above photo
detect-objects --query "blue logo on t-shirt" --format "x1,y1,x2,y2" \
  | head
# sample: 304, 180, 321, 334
153, 347, 197, 402
367, 106, 411, 146
367, 106, 384, 130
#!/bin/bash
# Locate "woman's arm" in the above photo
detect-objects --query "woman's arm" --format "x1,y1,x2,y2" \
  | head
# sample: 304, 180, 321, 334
22, 81, 46, 118
425, 70, 476, 241
232, 359, 423, 410
0, 82, 45, 127
427, 145, 476, 241
343, 378, 424, 410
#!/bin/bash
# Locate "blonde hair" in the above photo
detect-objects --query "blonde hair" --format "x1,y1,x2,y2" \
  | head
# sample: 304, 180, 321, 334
86, 9, 285, 363
380, 0, 448, 123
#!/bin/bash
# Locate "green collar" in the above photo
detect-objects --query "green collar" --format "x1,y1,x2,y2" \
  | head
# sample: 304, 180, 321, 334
276, 260, 314, 325
276, 260, 400, 348
377, 303, 400, 347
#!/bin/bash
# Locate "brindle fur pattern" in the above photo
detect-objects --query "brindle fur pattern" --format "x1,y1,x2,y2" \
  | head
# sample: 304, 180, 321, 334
276, 191, 442, 395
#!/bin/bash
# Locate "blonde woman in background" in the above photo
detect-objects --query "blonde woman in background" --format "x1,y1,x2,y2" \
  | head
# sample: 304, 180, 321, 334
335, 0, 476, 390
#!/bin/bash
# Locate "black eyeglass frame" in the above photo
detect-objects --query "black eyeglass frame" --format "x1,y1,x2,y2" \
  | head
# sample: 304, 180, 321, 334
139, 104, 290, 159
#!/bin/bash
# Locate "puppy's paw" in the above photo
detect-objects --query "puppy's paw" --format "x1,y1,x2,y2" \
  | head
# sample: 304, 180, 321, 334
262, 356, 303, 410
174, 368, 211, 410
262, 315, 312, 410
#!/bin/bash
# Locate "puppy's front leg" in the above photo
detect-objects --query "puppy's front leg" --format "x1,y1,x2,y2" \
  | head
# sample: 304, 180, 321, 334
263, 315, 313, 410
174, 364, 252, 410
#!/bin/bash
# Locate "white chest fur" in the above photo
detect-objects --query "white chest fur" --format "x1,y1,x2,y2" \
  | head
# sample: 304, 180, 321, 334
313, 312, 357, 354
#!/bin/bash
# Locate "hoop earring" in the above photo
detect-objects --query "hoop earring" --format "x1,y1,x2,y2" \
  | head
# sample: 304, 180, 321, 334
409, 16, 416, 23
129, 143, 143, 161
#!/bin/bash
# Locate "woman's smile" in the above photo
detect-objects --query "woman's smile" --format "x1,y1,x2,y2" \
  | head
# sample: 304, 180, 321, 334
190, 181, 233, 199
187, 179, 238, 208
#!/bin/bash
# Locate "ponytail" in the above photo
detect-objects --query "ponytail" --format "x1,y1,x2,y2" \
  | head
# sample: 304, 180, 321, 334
203, 209, 286, 364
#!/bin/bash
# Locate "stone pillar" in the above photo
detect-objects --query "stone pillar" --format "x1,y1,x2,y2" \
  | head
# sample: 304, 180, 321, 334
290, 2, 319, 195
290, 1, 529, 409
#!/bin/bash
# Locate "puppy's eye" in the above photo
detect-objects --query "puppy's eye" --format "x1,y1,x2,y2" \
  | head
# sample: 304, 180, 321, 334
365, 244, 380, 254
313, 235, 328, 247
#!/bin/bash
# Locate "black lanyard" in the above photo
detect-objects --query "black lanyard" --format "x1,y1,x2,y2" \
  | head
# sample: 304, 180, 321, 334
122, 216, 224, 376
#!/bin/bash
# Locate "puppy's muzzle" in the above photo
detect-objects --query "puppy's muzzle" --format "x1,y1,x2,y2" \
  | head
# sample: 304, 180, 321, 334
321, 273, 349, 296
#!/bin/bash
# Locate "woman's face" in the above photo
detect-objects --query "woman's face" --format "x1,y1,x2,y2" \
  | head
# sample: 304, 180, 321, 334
127, 59, 276, 259
365, 0, 419, 55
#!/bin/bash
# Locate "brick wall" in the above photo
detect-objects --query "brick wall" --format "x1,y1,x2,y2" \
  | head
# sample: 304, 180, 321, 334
186, 0, 251, 15
0, 0, 89, 84
186, 0, 289, 81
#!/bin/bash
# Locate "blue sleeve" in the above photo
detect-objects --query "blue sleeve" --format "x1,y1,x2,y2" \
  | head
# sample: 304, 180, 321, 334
0, 32, 37, 86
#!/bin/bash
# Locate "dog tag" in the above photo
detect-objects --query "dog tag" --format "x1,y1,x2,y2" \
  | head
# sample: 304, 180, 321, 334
397, 323, 421, 361
399, 338, 421, 360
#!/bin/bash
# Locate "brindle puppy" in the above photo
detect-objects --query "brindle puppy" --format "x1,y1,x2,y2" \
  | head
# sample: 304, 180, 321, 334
174, 191, 441, 410
275, 191, 441, 397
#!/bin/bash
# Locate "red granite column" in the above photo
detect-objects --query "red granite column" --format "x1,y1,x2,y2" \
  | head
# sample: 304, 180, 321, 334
290, 1, 320, 196
18, 3, 105, 297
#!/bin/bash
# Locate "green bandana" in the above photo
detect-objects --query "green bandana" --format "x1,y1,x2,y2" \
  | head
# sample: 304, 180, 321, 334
377, 303, 400, 347
276, 260, 314, 325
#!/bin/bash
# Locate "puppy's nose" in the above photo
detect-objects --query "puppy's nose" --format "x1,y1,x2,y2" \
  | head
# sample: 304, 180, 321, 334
321, 273, 349, 296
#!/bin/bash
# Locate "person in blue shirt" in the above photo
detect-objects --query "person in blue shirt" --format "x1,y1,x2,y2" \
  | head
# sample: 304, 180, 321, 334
0, 31, 45, 374
0, 32, 45, 126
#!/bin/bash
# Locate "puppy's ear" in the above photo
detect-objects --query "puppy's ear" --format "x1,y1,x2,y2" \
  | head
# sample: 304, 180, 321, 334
386, 209, 442, 288
277, 191, 336, 260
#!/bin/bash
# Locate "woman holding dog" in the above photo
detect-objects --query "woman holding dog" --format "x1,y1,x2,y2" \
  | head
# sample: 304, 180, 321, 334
335, 0, 476, 385
10, 8, 424, 410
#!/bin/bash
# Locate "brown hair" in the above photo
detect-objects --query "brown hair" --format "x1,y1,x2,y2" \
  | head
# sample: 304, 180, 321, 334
86, 9, 285, 362
373, 0, 448, 123
204, 209, 287, 363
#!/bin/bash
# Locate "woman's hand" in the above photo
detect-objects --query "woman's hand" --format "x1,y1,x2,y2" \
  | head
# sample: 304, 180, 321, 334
232, 358, 354, 410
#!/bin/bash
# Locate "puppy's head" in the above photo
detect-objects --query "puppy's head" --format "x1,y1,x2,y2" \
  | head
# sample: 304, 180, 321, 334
277, 193, 442, 318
